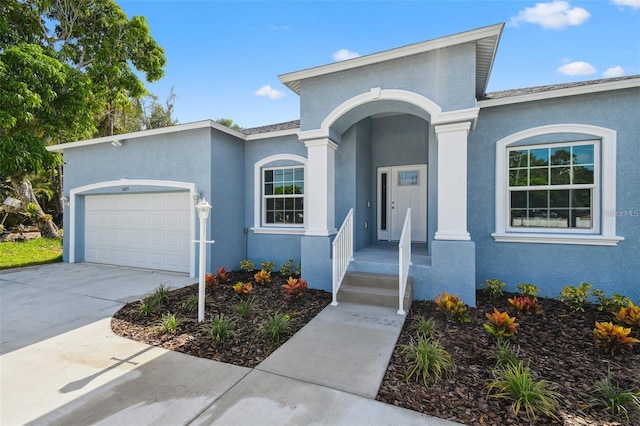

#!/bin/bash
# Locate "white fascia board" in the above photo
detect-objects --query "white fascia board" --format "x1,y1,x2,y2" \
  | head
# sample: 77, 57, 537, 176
245, 127, 300, 141
279, 23, 504, 94
47, 120, 246, 152
478, 77, 640, 109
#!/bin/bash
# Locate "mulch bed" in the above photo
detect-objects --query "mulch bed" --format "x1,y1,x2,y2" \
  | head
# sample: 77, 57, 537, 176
377, 291, 640, 425
112, 277, 639, 425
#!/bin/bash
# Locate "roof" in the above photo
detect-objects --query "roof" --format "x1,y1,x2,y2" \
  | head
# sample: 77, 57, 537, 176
279, 23, 504, 99
242, 120, 300, 135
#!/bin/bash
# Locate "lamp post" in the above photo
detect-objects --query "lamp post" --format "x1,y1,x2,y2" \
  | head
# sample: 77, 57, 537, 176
196, 199, 212, 322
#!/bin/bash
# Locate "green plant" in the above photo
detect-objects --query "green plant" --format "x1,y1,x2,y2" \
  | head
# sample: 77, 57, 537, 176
507, 296, 543, 316
490, 340, 520, 370
151, 283, 172, 305
282, 276, 308, 300
558, 282, 592, 311
402, 335, 455, 386
261, 313, 290, 341
206, 314, 236, 345
137, 298, 158, 317
279, 259, 297, 277
240, 259, 254, 273
232, 281, 253, 297
157, 313, 183, 333
592, 289, 632, 313
183, 294, 212, 312
487, 361, 560, 422
590, 369, 640, 422
254, 269, 271, 285
216, 267, 228, 282
613, 301, 640, 330
483, 279, 506, 298
295, 262, 301, 276
484, 308, 519, 340
261, 261, 276, 273
434, 292, 470, 323
516, 283, 539, 300
233, 296, 257, 318
593, 321, 640, 355
415, 315, 436, 339
0, 238, 63, 270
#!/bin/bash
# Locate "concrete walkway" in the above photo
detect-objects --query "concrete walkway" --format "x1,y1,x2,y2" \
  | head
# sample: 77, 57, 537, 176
1, 263, 459, 425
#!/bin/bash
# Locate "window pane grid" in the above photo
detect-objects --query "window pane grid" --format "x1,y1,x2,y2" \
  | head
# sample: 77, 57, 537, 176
263, 166, 304, 225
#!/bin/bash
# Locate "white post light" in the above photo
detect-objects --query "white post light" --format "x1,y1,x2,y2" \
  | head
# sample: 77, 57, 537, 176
196, 199, 212, 322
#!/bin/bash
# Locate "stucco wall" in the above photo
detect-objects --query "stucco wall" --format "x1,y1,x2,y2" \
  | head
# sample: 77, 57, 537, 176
469, 88, 640, 301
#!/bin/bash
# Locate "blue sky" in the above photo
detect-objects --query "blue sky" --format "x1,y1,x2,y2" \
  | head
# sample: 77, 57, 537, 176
117, 0, 640, 129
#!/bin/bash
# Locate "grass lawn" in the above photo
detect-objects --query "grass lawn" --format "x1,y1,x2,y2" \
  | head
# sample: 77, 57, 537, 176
0, 238, 63, 270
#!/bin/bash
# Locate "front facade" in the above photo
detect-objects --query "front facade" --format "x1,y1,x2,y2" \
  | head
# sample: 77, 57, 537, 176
49, 23, 640, 305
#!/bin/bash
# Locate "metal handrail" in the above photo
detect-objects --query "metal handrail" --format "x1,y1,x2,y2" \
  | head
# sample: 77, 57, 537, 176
398, 208, 412, 315
331, 208, 354, 306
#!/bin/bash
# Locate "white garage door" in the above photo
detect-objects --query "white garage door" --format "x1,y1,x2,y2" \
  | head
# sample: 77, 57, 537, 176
85, 192, 191, 273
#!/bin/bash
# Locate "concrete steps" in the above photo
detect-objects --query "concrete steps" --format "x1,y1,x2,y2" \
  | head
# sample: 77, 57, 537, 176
337, 271, 413, 311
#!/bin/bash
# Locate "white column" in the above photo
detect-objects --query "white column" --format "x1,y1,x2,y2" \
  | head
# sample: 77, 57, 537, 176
304, 138, 337, 236
434, 121, 472, 241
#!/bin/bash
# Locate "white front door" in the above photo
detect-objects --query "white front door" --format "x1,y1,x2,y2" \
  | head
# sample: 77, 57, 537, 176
377, 165, 427, 242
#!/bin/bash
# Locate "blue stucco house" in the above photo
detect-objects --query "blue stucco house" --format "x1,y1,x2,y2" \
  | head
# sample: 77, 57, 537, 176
49, 24, 640, 308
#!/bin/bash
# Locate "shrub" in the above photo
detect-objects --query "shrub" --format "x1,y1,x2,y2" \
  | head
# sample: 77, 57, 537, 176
151, 283, 172, 305
516, 283, 539, 300
183, 294, 212, 312
232, 281, 253, 297
206, 314, 235, 345
435, 292, 470, 323
240, 260, 254, 273
484, 308, 519, 340
137, 298, 158, 317
279, 259, 297, 277
415, 315, 436, 339
233, 296, 257, 318
295, 262, 301, 276
507, 296, 543, 316
216, 267, 228, 282
254, 269, 271, 285
261, 313, 290, 341
590, 370, 640, 422
613, 301, 640, 330
158, 313, 183, 333
593, 321, 640, 355
261, 261, 276, 273
558, 282, 592, 312
490, 340, 520, 370
483, 279, 505, 298
487, 361, 560, 422
205, 273, 216, 288
592, 289, 632, 313
282, 277, 308, 300
402, 335, 455, 386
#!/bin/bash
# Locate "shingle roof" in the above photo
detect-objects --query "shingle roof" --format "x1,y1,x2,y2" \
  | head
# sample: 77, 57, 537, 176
480, 75, 639, 100
242, 119, 300, 135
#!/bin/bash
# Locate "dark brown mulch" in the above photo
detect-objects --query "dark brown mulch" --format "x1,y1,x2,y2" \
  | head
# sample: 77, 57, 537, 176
111, 270, 331, 368
377, 291, 640, 426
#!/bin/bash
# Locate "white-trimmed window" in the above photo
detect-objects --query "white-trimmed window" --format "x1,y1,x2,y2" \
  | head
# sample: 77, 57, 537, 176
263, 166, 304, 225
508, 141, 597, 232
492, 124, 623, 246
252, 154, 307, 234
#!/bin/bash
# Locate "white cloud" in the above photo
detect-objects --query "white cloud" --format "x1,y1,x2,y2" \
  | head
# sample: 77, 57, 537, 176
557, 61, 596, 75
332, 48, 360, 62
255, 85, 285, 100
509, 1, 590, 29
603, 66, 625, 78
611, 0, 640, 10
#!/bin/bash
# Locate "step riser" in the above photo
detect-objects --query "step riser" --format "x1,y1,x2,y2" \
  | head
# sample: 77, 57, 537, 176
342, 273, 399, 290
337, 275, 413, 310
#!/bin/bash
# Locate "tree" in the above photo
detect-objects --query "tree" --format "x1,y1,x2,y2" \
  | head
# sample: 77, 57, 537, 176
125, 88, 178, 133
0, 0, 166, 238
215, 118, 242, 131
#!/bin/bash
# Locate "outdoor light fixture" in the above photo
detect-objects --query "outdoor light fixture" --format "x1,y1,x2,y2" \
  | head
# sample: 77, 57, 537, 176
60, 196, 69, 207
195, 198, 213, 322
111, 140, 122, 147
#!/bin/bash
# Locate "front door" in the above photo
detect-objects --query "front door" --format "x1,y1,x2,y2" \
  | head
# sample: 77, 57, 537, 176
377, 164, 427, 242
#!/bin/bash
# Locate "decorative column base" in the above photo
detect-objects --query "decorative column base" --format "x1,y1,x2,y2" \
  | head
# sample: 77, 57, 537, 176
431, 240, 476, 307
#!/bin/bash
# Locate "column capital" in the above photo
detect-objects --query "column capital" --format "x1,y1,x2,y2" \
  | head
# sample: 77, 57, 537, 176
434, 121, 472, 137
303, 137, 338, 151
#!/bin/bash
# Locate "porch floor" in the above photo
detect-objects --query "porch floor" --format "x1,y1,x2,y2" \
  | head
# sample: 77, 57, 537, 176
353, 244, 431, 267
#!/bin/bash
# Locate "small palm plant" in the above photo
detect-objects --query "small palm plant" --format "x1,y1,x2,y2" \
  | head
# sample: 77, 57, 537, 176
590, 369, 640, 422
233, 296, 257, 318
158, 313, 183, 333
261, 313, 290, 341
402, 335, 455, 386
206, 314, 235, 345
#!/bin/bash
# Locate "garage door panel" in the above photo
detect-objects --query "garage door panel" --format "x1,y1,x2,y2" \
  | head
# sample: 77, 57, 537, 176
84, 192, 191, 273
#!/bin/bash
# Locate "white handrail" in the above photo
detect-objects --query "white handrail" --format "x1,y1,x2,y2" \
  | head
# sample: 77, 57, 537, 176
331, 208, 354, 306
398, 208, 412, 315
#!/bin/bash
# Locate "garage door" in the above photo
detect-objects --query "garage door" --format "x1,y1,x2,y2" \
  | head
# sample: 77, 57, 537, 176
84, 192, 191, 273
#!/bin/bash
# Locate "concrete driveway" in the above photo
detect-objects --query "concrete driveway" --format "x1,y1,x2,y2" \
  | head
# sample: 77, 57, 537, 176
0, 263, 456, 426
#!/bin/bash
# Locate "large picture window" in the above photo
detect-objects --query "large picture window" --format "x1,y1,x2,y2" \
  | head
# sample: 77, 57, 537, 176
508, 142, 596, 231
263, 166, 304, 225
